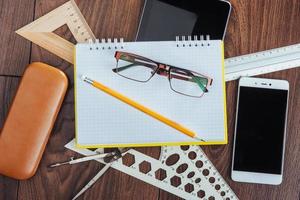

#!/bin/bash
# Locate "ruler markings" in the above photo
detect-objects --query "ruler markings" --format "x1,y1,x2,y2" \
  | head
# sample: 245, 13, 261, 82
225, 43, 300, 81
226, 52, 300, 68
226, 58, 300, 73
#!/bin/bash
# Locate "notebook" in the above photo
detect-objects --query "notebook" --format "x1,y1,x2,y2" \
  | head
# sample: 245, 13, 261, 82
75, 38, 227, 148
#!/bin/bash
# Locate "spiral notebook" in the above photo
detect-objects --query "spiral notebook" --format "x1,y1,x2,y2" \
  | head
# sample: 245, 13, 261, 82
75, 37, 227, 148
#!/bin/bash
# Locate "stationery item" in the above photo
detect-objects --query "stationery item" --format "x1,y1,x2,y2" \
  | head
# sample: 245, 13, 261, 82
0, 62, 68, 179
66, 139, 239, 200
81, 75, 203, 141
72, 164, 112, 200
75, 37, 227, 147
50, 147, 128, 199
16, 0, 300, 80
49, 152, 116, 168
16, 0, 95, 64
225, 43, 300, 81
71, 148, 129, 200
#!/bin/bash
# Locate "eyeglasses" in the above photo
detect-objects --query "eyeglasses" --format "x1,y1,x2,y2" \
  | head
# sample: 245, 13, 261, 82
112, 51, 213, 98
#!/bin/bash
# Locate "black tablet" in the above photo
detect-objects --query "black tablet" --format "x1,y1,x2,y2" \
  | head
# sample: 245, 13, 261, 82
136, 0, 231, 41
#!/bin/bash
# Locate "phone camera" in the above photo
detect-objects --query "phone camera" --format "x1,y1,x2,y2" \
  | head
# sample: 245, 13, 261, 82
269, 83, 272, 86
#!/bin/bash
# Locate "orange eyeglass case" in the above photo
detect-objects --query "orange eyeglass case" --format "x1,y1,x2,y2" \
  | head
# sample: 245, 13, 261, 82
0, 62, 68, 180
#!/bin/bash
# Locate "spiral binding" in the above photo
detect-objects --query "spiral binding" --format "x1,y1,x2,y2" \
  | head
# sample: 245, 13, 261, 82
175, 35, 211, 47
88, 38, 124, 50
88, 35, 211, 50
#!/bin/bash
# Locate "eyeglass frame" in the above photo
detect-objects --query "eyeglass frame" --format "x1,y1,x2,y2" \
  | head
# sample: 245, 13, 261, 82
113, 51, 213, 98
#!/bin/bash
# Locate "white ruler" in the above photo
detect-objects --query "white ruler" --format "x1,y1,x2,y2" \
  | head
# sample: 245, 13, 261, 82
225, 43, 300, 81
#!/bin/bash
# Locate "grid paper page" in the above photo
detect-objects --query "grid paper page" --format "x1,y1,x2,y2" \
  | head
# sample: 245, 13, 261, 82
75, 40, 226, 146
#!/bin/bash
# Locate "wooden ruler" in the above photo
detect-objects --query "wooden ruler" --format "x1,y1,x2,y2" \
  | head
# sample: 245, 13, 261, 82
16, 0, 95, 64
16, 0, 300, 79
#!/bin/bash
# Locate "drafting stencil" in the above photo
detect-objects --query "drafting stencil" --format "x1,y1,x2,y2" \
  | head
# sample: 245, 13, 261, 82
65, 140, 238, 200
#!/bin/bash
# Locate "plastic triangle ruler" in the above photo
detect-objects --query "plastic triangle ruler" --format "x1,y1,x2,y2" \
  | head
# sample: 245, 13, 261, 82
16, 0, 95, 64
65, 139, 238, 200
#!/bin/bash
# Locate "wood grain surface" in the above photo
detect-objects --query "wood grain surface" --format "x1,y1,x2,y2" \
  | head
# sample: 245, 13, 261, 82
0, 77, 20, 200
0, 0, 300, 199
0, 0, 35, 76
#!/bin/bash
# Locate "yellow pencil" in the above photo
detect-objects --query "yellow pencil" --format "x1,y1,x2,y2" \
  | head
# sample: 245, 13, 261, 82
81, 75, 204, 141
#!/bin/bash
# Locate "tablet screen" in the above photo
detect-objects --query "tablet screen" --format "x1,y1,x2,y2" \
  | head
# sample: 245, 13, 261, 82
136, 0, 231, 41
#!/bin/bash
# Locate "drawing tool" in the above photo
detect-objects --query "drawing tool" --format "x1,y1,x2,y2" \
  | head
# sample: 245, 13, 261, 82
49, 152, 115, 168
81, 75, 204, 142
16, 0, 95, 64
66, 139, 239, 200
71, 148, 128, 200
72, 163, 112, 200
225, 43, 300, 81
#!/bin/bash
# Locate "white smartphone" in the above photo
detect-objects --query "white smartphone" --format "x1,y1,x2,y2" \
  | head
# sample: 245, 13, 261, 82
231, 77, 289, 185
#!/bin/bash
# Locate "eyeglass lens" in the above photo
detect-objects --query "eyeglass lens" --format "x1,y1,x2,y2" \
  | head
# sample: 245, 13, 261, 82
115, 54, 158, 82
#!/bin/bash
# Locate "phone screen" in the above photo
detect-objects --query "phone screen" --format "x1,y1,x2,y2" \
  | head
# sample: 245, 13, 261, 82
233, 87, 288, 174
136, 0, 231, 41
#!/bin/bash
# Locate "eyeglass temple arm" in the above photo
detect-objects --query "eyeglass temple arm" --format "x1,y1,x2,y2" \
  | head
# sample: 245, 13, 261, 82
112, 61, 157, 73
191, 76, 208, 93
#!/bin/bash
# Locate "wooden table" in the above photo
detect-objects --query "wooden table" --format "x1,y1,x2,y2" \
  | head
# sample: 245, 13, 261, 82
0, 0, 299, 199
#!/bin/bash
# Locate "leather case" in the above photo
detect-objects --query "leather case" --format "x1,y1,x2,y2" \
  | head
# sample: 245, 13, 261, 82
0, 62, 68, 180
